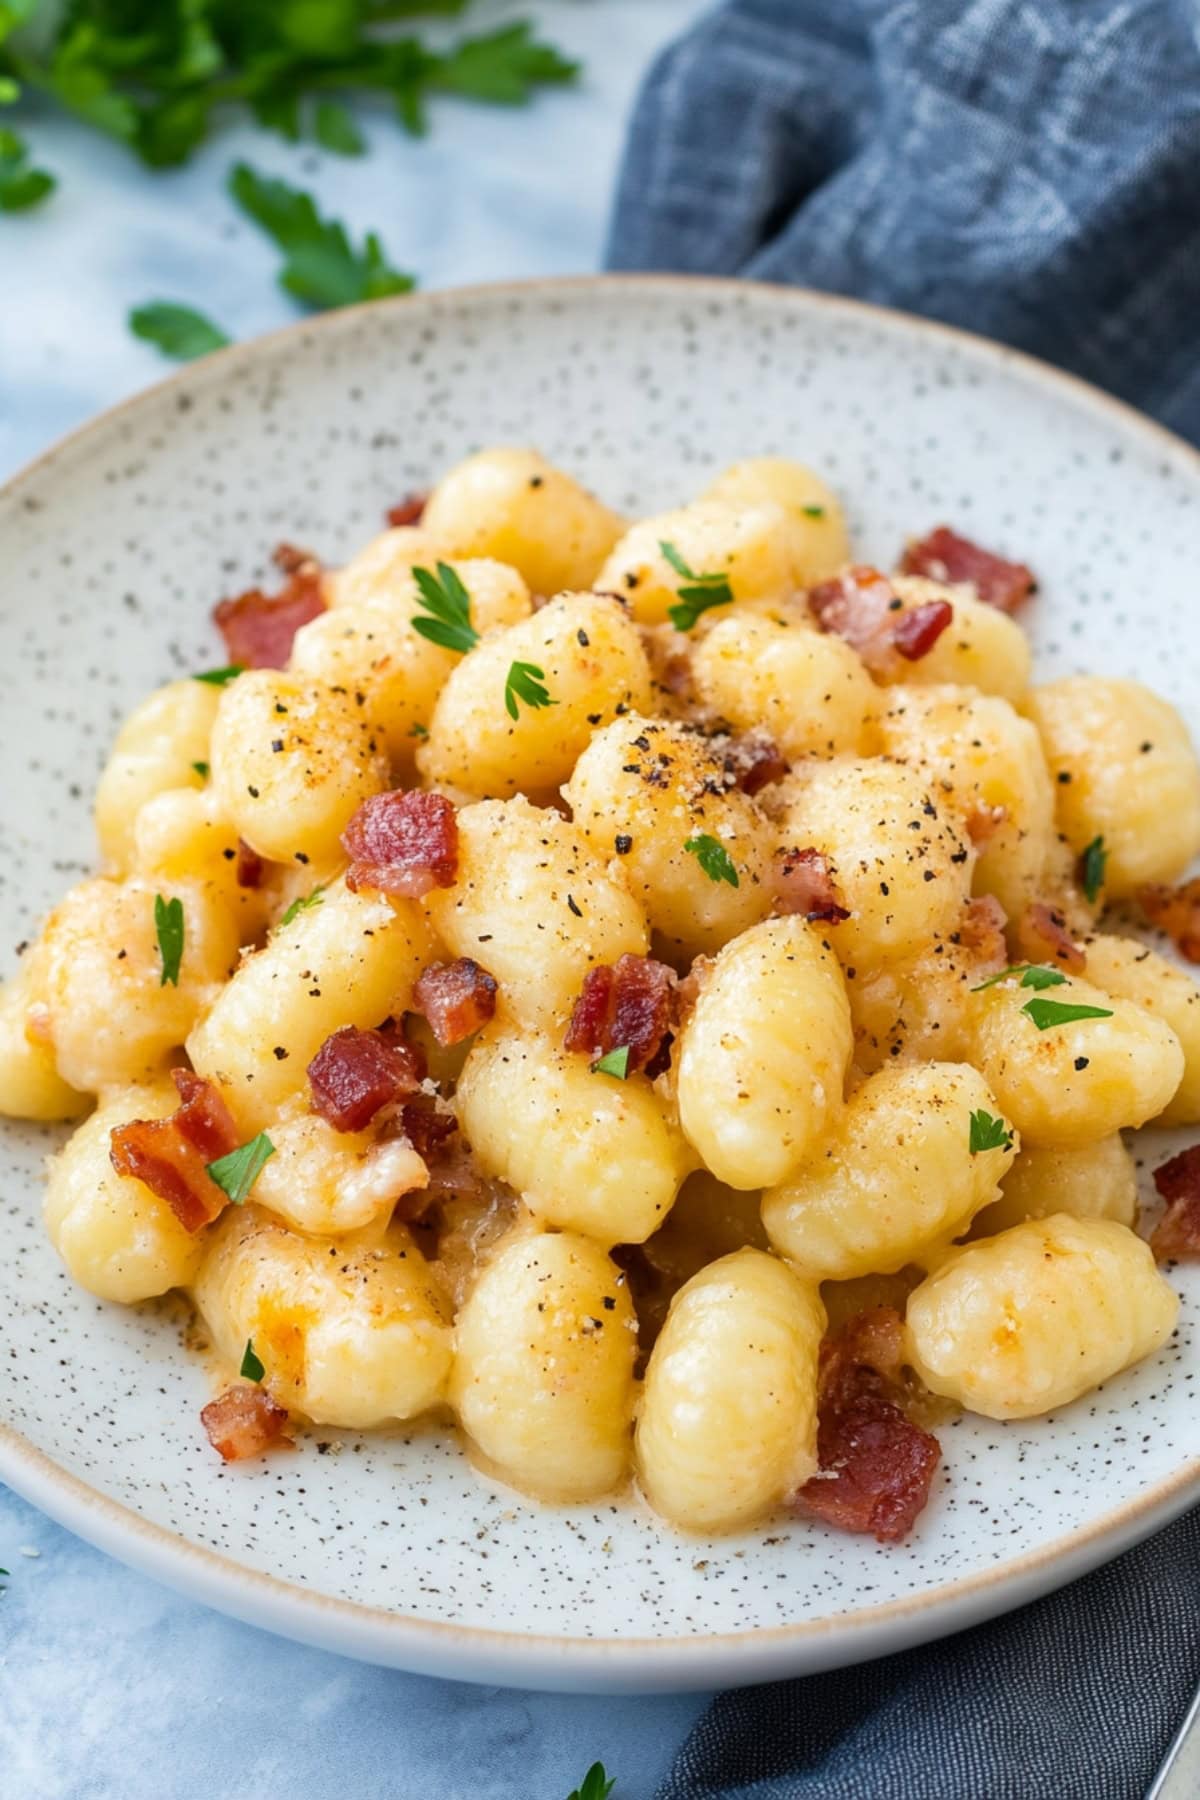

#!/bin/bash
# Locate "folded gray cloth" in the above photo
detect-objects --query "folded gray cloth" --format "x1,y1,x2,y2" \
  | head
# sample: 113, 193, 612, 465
608, 4, 1200, 1793
607, 0, 1200, 445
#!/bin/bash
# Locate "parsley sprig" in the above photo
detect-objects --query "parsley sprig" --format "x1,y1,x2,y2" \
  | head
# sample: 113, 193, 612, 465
411, 562, 478, 654
1022, 996, 1113, 1031
278, 885, 326, 930
240, 1338, 265, 1382
193, 664, 244, 687
1079, 835, 1108, 904
684, 833, 739, 887
567, 1765, 615, 1800
208, 1132, 275, 1205
154, 894, 185, 988
592, 1046, 630, 1081
131, 302, 231, 362
968, 1109, 1013, 1154
505, 660, 556, 720
230, 162, 413, 307
971, 963, 1066, 993
660, 539, 734, 632
0, 122, 54, 211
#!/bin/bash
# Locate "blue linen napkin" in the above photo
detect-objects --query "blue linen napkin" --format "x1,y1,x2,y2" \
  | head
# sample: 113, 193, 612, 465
607, 4, 1200, 1794
607, 0, 1200, 447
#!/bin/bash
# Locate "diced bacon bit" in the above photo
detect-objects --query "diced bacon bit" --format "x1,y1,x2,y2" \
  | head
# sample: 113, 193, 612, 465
728, 732, 790, 796
235, 838, 264, 889
900, 526, 1036, 614
213, 549, 326, 671
272, 541, 315, 576
201, 1385, 291, 1462
563, 953, 677, 1073
342, 789, 459, 898
307, 1024, 426, 1133
1138, 879, 1200, 964
891, 599, 953, 660
386, 492, 428, 528
109, 1067, 240, 1233
1015, 901, 1087, 974
400, 1094, 459, 1162
957, 894, 1008, 971
792, 1308, 941, 1544
772, 847, 850, 923
659, 652, 694, 699
1150, 1145, 1200, 1262
413, 959, 498, 1046
965, 803, 1007, 848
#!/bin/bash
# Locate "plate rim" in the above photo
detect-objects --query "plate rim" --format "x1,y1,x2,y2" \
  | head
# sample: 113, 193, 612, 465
3, 272, 1199, 1690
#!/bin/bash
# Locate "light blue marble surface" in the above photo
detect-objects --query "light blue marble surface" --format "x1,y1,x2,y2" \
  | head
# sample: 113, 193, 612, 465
0, 5, 713, 1794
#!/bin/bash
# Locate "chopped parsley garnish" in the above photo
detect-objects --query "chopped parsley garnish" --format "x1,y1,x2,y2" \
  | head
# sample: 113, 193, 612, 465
505, 659, 556, 720
566, 1765, 616, 1800
193, 665, 244, 687
279, 885, 326, 929
660, 539, 734, 631
592, 1046, 631, 1081
968, 1109, 1013, 1154
411, 562, 479, 654
801, 504, 826, 518
684, 833, 739, 887
191, 761, 209, 779
1022, 997, 1113, 1031
409, 722, 430, 740
208, 1133, 275, 1205
240, 1339, 265, 1383
154, 894, 184, 988
229, 163, 414, 309
130, 301, 231, 362
971, 963, 1067, 993
314, 101, 364, 158
0, 127, 55, 213
1079, 835, 1108, 904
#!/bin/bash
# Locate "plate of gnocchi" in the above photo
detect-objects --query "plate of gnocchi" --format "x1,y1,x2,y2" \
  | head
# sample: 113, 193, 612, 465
2, 277, 1199, 1693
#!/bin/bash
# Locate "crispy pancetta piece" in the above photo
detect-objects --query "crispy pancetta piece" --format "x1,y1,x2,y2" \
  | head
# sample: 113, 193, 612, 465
307, 1024, 426, 1133
342, 789, 459, 897
201, 1385, 290, 1462
413, 959, 498, 1046
109, 1068, 240, 1233
900, 526, 1035, 613
213, 548, 325, 669
1151, 1146, 1200, 1262
1138, 879, 1200, 964
772, 847, 850, 923
563, 953, 676, 1074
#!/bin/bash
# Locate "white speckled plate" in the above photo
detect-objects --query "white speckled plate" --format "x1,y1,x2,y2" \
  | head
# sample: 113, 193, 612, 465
2, 278, 1198, 1694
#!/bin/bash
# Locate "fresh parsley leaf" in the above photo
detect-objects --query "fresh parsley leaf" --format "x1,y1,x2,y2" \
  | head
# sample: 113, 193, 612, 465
314, 99, 364, 155
1079, 835, 1108, 905
240, 1338, 265, 1382
968, 1109, 1013, 1154
193, 664, 244, 686
592, 1046, 630, 1081
505, 659, 556, 721
154, 893, 185, 988
409, 721, 429, 739
130, 301, 231, 361
1021, 997, 1114, 1031
279, 884, 326, 929
802, 504, 826, 518
411, 561, 478, 654
0, 125, 56, 212
191, 760, 209, 778
971, 963, 1067, 993
659, 538, 734, 631
208, 1132, 276, 1204
229, 162, 415, 308
431, 22, 578, 106
566, 1765, 616, 1800
684, 833, 739, 887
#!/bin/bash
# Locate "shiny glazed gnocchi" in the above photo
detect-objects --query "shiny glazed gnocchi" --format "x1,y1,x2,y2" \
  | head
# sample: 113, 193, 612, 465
4, 450, 1197, 1548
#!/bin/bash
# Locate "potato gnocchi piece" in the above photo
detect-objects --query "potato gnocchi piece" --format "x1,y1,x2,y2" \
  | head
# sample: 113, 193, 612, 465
1083, 934, 1200, 1127
419, 592, 652, 800
562, 715, 774, 960
0, 946, 88, 1122
762, 1063, 1017, 1281
1024, 677, 1200, 897
966, 971, 1183, 1148
95, 679, 220, 874
422, 449, 624, 596
44, 1082, 205, 1302
973, 1135, 1137, 1238
905, 1215, 1178, 1419
131, 784, 272, 944
195, 1206, 451, 1427
876, 576, 1032, 701
635, 1248, 824, 1532
455, 1025, 691, 1245
879, 684, 1056, 921
248, 1092, 428, 1237
424, 796, 648, 1032
596, 499, 805, 627
187, 877, 435, 1135
773, 759, 975, 968
692, 610, 879, 760
450, 1230, 637, 1501
324, 525, 445, 608
293, 560, 532, 771
676, 916, 852, 1189
846, 922, 1000, 1074
40, 875, 238, 1094
702, 458, 850, 585
210, 670, 388, 866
